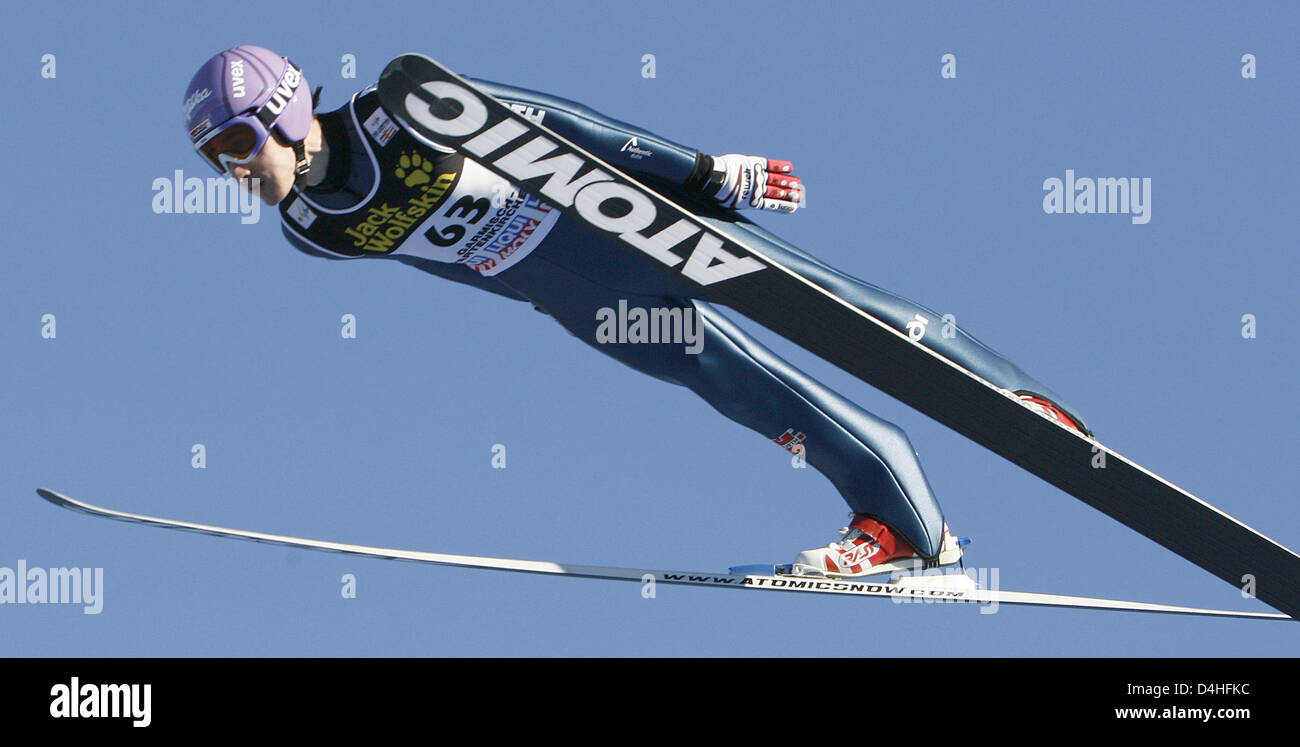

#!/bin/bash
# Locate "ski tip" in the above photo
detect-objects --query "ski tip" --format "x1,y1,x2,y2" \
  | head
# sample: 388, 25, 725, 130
36, 488, 77, 509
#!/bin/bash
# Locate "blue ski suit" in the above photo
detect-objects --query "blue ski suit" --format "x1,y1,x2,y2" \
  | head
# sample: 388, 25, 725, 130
279, 76, 1088, 558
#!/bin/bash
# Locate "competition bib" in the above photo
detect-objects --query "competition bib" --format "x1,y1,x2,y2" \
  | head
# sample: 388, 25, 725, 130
281, 88, 559, 276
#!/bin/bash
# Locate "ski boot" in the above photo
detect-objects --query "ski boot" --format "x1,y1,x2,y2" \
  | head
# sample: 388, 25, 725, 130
788, 514, 966, 578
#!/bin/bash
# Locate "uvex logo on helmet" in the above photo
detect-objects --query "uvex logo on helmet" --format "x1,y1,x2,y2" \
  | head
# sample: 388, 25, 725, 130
264, 65, 303, 116
230, 59, 247, 98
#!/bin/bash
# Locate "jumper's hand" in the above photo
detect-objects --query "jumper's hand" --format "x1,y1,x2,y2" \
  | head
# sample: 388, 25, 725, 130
704, 154, 805, 214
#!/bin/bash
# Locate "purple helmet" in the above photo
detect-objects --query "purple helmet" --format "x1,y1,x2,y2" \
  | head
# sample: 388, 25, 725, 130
182, 45, 314, 176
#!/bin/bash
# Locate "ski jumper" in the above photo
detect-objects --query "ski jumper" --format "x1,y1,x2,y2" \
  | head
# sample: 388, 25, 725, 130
279, 78, 1088, 558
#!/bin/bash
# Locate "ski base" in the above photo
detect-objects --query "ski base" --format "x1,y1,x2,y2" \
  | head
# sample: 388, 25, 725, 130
36, 488, 1290, 622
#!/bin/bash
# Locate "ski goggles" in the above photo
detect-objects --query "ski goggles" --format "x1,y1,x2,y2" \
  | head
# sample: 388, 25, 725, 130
194, 117, 269, 175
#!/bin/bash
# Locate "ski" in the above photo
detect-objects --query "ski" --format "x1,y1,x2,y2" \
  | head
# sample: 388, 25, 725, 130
35, 489, 1288, 621
375, 53, 1300, 620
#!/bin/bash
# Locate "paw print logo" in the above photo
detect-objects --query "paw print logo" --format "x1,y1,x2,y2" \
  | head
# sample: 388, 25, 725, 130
394, 152, 434, 187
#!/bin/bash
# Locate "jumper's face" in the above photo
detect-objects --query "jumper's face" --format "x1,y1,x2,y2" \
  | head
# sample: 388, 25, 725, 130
227, 136, 298, 205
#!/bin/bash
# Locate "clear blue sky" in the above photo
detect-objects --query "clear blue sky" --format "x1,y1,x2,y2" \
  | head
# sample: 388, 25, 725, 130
3, 1, 1297, 656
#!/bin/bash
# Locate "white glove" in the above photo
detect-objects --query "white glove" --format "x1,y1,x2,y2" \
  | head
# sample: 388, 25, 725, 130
705, 154, 805, 214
